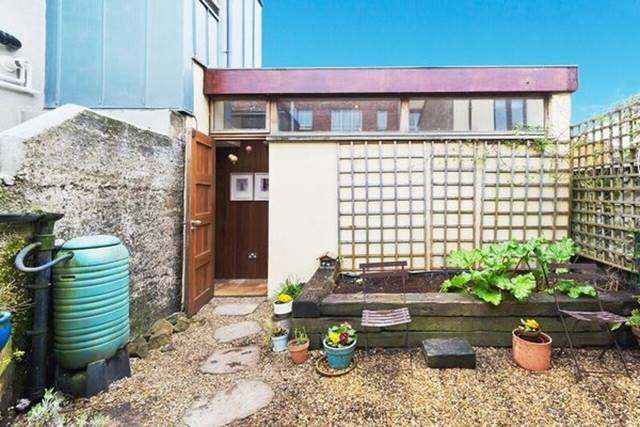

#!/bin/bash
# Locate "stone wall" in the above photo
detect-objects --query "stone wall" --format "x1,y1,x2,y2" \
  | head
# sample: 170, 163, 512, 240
0, 108, 186, 334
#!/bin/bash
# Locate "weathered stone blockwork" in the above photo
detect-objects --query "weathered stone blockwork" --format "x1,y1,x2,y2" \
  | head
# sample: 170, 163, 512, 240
1, 110, 185, 334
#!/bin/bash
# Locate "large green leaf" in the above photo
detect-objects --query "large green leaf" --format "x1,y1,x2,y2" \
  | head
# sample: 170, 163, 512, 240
446, 249, 482, 269
545, 237, 577, 263
440, 273, 471, 292
508, 273, 537, 301
472, 283, 502, 306
553, 279, 596, 298
494, 275, 512, 290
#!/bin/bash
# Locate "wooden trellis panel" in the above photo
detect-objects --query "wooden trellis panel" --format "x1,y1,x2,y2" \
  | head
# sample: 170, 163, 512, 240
570, 98, 640, 272
337, 139, 569, 271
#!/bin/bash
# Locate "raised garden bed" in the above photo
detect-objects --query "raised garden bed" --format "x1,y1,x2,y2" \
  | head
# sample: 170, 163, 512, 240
292, 265, 636, 349
334, 270, 456, 294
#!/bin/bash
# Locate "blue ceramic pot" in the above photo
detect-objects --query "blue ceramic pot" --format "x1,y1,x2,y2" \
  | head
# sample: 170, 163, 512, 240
271, 333, 289, 352
323, 338, 356, 369
0, 311, 12, 351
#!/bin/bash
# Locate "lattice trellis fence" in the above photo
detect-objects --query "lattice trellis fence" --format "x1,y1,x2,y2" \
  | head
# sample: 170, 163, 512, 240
337, 139, 570, 271
570, 97, 640, 272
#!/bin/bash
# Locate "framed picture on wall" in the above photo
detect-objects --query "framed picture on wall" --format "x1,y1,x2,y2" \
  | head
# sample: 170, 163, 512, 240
254, 173, 269, 201
230, 173, 254, 201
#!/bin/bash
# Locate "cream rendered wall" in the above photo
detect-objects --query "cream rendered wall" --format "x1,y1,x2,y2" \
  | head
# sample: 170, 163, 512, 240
0, 0, 46, 132
268, 142, 339, 295
548, 93, 572, 141
191, 61, 210, 134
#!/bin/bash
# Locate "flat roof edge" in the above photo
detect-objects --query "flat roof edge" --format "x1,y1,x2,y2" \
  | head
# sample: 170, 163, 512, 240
205, 66, 578, 96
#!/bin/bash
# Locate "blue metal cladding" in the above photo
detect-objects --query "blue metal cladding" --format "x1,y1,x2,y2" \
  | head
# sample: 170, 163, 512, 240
45, 0, 192, 112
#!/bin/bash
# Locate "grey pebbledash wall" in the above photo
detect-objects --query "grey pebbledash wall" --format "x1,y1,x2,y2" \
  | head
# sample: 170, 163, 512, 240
0, 108, 185, 334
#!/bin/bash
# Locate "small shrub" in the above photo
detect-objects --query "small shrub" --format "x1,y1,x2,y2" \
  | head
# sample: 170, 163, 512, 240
26, 389, 110, 427
278, 276, 303, 299
291, 327, 309, 345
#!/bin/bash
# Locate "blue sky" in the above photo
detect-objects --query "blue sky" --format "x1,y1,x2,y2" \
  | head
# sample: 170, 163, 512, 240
263, 0, 640, 123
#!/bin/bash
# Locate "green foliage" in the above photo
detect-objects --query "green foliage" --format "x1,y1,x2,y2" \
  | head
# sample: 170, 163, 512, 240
0, 226, 34, 363
26, 389, 110, 427
546, 279, 597, 299
277, 276, 304, 299
626, 309, 640, 328
441, 237, 595, 305
611, 308, 640, 331
291, 327, 309, 344
512, 122, 556, 153
445, 248, 482, 270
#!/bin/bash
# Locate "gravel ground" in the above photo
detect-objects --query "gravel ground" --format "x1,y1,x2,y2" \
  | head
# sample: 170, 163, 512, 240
13, 297, 640, 427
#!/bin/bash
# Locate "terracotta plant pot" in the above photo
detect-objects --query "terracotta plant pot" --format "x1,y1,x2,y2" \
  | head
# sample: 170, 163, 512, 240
512, 329, 552, 371
632, 327, 640, 340
288, 340, 310, 364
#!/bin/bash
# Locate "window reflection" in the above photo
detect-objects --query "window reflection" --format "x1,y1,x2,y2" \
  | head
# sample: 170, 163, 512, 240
410, 97, 544, 132
214, 100, 267, 130
277, 99, 400, 132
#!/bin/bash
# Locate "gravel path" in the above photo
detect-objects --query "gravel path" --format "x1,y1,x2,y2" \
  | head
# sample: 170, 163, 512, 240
16, 297, 640, 426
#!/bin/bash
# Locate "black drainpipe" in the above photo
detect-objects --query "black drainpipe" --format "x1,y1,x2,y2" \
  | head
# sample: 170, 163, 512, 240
1, 213, 68, 403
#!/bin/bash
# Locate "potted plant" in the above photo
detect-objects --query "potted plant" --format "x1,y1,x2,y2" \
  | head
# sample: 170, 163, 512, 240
323, 322, 357, 369
512, 318, 552, 371
288, 327, 310, 364
270, 325, 289, 352
273, 293, 293, 316
272, 277, 303, 316
0, 311, 12, 352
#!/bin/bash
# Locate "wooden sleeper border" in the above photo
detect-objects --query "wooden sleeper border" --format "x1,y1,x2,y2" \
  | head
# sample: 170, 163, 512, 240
292, 266, 636, 349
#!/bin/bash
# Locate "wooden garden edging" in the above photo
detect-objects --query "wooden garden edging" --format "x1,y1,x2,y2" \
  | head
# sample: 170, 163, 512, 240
292, 267, 636, 349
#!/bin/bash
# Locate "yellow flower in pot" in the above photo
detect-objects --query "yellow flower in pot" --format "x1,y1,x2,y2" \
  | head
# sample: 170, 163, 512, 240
272, 277, 303, 316
512, 318, 552, 371
277, 294, 293, 304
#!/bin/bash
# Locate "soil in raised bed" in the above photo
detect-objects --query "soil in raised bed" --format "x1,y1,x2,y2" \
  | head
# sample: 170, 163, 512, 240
333, 270, 459, 293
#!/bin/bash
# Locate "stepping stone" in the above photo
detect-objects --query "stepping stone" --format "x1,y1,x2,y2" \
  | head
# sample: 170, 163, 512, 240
214, 320, 261, 343
201, 346, 260, 374
421, 338, 476, 369
213, 303, 258, 316
183, 379, 274, 427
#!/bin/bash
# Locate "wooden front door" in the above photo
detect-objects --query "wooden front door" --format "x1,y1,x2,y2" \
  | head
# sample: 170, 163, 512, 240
215, 141, 268, 279
185, 130, 215, 316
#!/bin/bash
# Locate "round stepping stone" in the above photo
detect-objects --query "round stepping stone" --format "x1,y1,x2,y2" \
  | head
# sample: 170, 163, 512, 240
183, 379, 273, 427
201, 346, 260, 374
213, 303, 258, 316
214, 320, 261, 343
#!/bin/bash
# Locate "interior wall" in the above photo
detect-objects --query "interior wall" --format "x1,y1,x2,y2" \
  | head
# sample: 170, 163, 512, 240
216, 141, 269, 279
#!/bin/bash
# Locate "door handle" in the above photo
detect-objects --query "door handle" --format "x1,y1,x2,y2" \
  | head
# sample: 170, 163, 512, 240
191, 220, 202, 230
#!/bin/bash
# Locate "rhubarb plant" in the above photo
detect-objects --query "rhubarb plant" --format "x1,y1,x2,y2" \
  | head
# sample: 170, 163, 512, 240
441, 237, 595, 305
